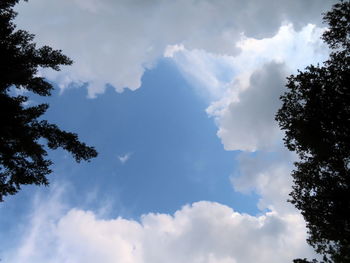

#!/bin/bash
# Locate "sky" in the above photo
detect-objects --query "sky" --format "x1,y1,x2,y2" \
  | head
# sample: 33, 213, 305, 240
0, 0, 336, 262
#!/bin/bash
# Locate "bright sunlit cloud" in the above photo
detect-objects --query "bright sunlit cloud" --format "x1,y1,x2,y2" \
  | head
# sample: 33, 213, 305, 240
169, 24, 329, 151
3, 188, 316, 263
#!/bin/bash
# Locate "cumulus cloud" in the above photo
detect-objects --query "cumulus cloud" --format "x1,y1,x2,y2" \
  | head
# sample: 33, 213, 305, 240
231, 148, 299, 214
215, 62, 286, 151
169, 24, 329, 151
164, 24, 329, 224
209, 50, 324, 152
4, 192, 316, 263
14, 0, 334, 97
164, 22, 330, 238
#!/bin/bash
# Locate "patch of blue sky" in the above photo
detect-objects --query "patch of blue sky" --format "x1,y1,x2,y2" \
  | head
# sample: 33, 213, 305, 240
0, 59, 260, 229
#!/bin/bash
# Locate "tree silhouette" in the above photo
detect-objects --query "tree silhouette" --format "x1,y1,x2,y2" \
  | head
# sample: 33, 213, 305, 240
0, 0, 97, 201
276, 1, 349, 262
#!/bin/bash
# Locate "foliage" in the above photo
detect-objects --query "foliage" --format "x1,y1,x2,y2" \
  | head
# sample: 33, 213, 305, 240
293, 259, 319, 263
276, 1, 350, 262
0, 0, 97, 201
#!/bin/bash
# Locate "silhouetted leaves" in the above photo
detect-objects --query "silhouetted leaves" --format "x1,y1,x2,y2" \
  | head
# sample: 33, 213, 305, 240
0, 0, 97, 201
276, 1, 350, 262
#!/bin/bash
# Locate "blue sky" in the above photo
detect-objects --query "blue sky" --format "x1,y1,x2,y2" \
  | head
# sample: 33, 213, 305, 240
0, 1, 336, 262
34, 58, 259, 216
0, 58, 259, 256
0, 58, 259, 218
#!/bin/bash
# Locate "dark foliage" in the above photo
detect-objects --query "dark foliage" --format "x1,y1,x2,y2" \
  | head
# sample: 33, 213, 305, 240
293, 259, 319, 263
0, 0, 97, 201
276, 1, 350, 262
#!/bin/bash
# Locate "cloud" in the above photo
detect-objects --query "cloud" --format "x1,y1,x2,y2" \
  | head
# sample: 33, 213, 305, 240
166, 48, 237, 101
169, 24, 329, 152
167, 24, 328, 151
164, 24, 329, 221
14, 0, 334, 97
118, 153, 132, 164
215, 62, 287, 151
164, 22, 328, 225
4, 192, 317, 263
231, 148, 299, 214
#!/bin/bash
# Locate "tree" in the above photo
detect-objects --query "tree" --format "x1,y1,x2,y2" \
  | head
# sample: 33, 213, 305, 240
0, 0, 98, 201
275, 1, 349, 262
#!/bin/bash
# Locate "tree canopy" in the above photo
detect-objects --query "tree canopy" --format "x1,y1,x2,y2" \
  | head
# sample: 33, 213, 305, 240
275, 1, 350, 262
0, 0, 97, 201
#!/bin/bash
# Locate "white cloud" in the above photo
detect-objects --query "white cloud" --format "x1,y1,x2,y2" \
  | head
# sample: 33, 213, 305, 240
3, 192, 317, 263
164, 23, 329, 243
14, 0, 334, 97
167, 48, 237, 101
214, 62, 286, 151
169, 24, 329, 151
160, 24, 329, 231
118, 153, 132, 164
231, 148, 299, 214
164, 44, 185, 58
